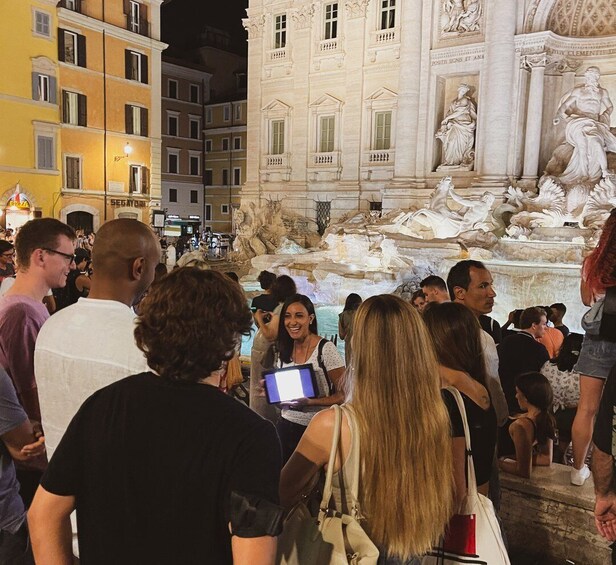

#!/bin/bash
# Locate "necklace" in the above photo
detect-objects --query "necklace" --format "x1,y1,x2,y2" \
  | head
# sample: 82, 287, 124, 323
293, 334, 314, 364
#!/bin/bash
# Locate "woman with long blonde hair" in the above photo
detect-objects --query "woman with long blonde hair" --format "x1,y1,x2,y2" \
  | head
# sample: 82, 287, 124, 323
279, 294, 454, 563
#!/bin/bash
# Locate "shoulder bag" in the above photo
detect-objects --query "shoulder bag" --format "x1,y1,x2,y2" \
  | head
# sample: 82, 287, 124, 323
277, 404, 379, 565
421, 387, 511, 565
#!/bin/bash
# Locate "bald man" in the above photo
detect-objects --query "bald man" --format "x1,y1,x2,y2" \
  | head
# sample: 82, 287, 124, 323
35, 218, 161, 458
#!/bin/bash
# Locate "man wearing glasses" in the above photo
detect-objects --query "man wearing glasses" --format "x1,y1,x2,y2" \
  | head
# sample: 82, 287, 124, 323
0, 240, 15, 283
0, 218, 76, 508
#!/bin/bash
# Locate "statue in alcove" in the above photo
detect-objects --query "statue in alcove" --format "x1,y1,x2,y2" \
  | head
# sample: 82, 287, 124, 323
436, 83, 477, 171
545, 66, 616, 187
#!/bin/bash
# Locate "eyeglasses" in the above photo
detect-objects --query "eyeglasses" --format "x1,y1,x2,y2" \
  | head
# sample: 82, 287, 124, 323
41, 247, 76, 263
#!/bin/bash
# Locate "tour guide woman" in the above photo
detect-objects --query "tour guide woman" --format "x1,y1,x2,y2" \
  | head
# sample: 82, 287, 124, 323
275, 293, 345, 463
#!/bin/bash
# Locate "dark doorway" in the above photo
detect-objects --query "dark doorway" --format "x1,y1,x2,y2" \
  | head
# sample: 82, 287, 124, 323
67, 211, 94, 233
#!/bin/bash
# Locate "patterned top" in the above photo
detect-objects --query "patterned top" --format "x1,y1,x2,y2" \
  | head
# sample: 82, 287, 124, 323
540, 361, 580, 411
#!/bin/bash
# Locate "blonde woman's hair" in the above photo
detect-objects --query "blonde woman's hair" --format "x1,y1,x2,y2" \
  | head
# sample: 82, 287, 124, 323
350, 294, 454, 559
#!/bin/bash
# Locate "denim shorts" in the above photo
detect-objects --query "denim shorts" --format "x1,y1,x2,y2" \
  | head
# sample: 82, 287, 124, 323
574, 334, 616, 379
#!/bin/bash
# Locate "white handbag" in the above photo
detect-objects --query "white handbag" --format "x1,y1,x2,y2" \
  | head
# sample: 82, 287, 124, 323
422, 387, 511, 565
277, 404, 379, 565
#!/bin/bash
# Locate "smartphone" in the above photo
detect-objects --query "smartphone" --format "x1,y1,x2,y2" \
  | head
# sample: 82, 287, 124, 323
263, 364, 318, 404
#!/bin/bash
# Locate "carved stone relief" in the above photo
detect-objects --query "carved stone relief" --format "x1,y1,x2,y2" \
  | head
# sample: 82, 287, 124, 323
345, 0, 370, 19
242, 14, 265, 40
291, 4, 315, 30
441, 0, 483, 36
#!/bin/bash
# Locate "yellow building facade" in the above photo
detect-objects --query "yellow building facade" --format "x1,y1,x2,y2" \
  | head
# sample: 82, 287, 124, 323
57, 0, 166, 231
0, 0, 61, 230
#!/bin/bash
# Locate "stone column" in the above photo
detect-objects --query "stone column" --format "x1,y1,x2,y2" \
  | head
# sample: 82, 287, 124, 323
521, 53, 547, 181
241, 11, 266, 205
476, 0, 518, 188
392, 0, 422, 182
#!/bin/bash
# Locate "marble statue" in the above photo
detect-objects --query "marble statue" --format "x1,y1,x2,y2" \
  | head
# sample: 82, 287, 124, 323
443, 0, 482, 34
436, 84, 477, 170
387, 176, 495, 239
547, 66, 616, 186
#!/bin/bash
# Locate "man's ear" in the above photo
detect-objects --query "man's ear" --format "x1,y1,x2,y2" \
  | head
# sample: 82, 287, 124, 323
452, 286, 466, 301
130, 256, 146, 281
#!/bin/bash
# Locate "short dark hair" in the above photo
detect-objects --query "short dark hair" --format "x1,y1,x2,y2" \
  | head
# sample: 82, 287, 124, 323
420, 275, 447, 292
225, 271, 240, 283
15, 218, 76, 269
519, 306, 546, 329
0, 240, 14, 255
411, 289, 425, 303
271, 275, 297, 304
257, 270, 276, 291
135, 268, 252, 382
446, 260, 486, 301
277, 294, 318, 364
550, 302, 567, 315
343, 293, 363, 312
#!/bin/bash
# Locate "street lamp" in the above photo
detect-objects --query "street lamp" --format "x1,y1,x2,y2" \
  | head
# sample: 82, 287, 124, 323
114, 142, 133, 162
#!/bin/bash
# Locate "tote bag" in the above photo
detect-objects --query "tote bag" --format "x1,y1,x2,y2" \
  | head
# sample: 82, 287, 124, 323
421, 387, 511, 565
277, 404, 379, 565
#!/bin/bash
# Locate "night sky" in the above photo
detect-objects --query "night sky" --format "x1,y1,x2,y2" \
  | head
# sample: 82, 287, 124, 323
162, 0, 249, 55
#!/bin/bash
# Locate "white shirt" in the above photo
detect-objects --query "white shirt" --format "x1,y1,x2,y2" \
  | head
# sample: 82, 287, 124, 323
480, 330, 509, 426
35, 298, 149, 457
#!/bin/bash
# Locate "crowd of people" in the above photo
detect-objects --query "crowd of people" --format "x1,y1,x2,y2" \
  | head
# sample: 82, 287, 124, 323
1, 211, 616, 563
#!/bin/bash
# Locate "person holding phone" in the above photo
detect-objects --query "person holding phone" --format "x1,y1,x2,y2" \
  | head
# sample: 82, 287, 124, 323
276, 294, 345, 463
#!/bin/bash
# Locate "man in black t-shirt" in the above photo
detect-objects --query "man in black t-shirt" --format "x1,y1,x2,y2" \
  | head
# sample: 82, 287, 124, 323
592, 363, 616, 563
251, 270, 277, 313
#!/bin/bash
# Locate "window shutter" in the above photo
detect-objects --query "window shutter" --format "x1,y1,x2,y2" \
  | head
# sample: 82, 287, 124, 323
140, 54, 148, 84
78, 94, 87, 126
49, 76, 57, 104
141, 107, 148, 136
77, 34, 86, 67
125, 105, 133, 134
58, 29, 66, 62
32, 73, 39, 100
62, 90, 69, 123
75, 0, 82, 12
124, 50, 131, 79
140, 4, 148, 35
123, 0, 130, 14
141, 166, 149, 194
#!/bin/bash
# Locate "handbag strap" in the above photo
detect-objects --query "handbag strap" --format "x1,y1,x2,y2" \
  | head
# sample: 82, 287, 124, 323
320, 404, 342, 511
445, 386, 478, 499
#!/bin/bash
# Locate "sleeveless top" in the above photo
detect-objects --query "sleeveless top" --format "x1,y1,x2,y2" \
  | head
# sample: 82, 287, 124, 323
330, 405, 361, 515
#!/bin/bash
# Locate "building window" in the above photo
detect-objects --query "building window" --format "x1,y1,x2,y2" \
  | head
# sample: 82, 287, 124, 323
205, 139, 212, 152
319, 115, 335, 153
234, 104, 242, 120
34, 10, 51, 37
168, 114, 178, 136
125, 50, 148, 83
223, 105, 231, 122
233, 168, 241, 186
274, 14, 286, 49
125, 105, 148, 136
62, 90, 87, 126
189, 118, 201, 140
380, 0, 396, 30
168, 79, 178, 99
205, 204, 212, 221
189, 155, 200, 176
369, 201, 383, 212
189, 83, 200, 103
65, 155, 81, 189
33, 73, 55, 103
129, 1, 140, 33
324, 3, 338, 40
233, 137, 241, 150
129, 165, 148, 193
316, 201, 332, 235
37, 135, 55, 169
270, 119, 285, 155
221, 204, 230, 214
222, 169, 229, 185
59, 30, 86, 67
168, 151, 179, 174
206, 107, 212, 124
374, 111, 392, 150
190, 190, 198, 204
222, 138, 229, 151
63, 0, 81, 11
169, 188, 177, 202
205, 169, 213, 186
